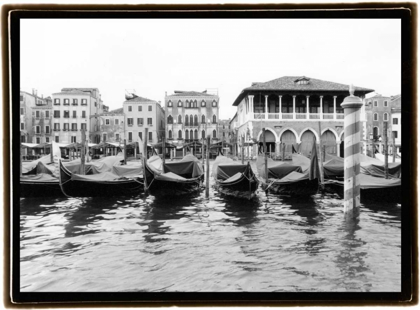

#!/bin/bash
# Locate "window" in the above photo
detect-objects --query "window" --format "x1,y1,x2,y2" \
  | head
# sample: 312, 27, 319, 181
178, 100, 182, 107
105, 119, 110, 125
147, 118, 152, 125
189, 115, 193, 126
167, 115, 173, 124
21, 135, 26, 142
94, 102, 97, 107
20, 108, 24, 115
194, 100, 197, 108
185, 130, 189, 140
186, 100, 190, 108
115, 119, 119, 125
72, 123, 77, 131
71, 136, 76, 143
35, 111, 40, 118
81, 99, 87, 105
36, 137, 40, 144
73, 99, 78, 105
128, 106, 132, 112
178, 130, 182, 139
36, 126, 40, 134
194, 129, 198, 140
373, 113, 378, 121
81, 123, 87, 130
392, 131, 398, 139
202, 130, 205, 139
178, 115, 182, 124
103, 133, 107, 142
64, 111, 70, 118
212, 100, 217, 107
54, 98, 60, 105
383, 113, 389, 121
149, 132, 153, 141
223, 132, 225, 137
127, 118, 133, 126
185, 115, 189, 126
393, 118, 398, 125
194, 115, 198, 126
45, 126, 50, 134
212, 115, 217, 124
374, 101, 378, 107
73, 111, 77, 118
20, 95, 24, 101
46, 111, 50, 118
169, 130, 172, 139
55, 136, 59, 143
137, 118, 143, 126
54, 123, 60, 131
168, 101, 173, 107
138, 132, 142, 141
148, 105, 152, 112
202, 115, 206, 124
128, 132, 133, 142
64, 99, 69, 105
20, 123, 24, 130
384, 100, 388, 107
63, 123, 69, 131
201, 100, 206, 107
116, 133, 120, 141
138, 106, 142, 112
37, 100, 42, 105
213, 129, 217, 138
45, 137, 49, 143
82, 110, 86, 118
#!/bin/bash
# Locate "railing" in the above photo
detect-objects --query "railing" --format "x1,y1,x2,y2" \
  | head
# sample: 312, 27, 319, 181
254, 113, 265, 119
336, 114, 344, 119
282, 113, 293, 119
296, 113, 306, 119
309, 113, 320, 119
268, 113, 279, 119
249, 112, 345, 121
323, 113, 334, 119
54, 128, 60, 131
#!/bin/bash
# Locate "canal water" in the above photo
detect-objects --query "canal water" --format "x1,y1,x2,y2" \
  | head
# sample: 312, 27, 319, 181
19, 160, 401, 292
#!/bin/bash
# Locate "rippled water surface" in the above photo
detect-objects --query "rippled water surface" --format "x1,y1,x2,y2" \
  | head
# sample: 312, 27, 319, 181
20, 161, 401, 292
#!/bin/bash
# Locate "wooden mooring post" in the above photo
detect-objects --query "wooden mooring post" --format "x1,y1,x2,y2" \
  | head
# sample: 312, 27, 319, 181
143, 129, 149, 196
384, 122, 389, 179
263, 128, 268, 184
392, 135, 396, 163
241, 136, 245, 165
341, 85, 362, 213
205, 135, 210, 198
123, 139, 127, 165
80, 129, 86, 175
162, 134, 166, 167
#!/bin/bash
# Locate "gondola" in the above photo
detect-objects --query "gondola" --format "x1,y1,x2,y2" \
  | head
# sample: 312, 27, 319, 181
59, 160, 143, 198
144, 154, 204, 197
212, 156, 259, 199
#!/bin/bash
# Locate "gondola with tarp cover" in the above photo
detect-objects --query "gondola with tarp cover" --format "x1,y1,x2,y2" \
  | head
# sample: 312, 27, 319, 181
212, 156, 259, 199
144, 154, 204, 197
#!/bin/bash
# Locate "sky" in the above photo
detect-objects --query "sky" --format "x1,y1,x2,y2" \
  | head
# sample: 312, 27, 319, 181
20, 18, 401, 119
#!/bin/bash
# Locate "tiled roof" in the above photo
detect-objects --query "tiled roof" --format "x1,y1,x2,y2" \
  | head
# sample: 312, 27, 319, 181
61, 88, 99, 92
53, 90, 91, 96
168, 91, 215, 97
125, 96, 156, 103
108, 107, 123, 114
233, 76, 374, 106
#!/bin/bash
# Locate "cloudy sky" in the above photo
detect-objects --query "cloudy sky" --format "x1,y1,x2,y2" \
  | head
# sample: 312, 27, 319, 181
20, 18, 401, 119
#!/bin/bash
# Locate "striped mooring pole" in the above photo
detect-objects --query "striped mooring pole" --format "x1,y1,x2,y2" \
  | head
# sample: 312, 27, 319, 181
341, 85, 363, 212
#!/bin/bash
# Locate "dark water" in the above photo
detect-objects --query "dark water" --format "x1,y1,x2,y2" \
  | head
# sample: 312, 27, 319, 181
20, 162, 401, 292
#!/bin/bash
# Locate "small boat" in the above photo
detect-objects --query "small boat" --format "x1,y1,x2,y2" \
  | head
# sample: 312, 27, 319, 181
257, 153, 320, 196
144, 154, 204, 197
212, 156, 259, 199
59, 160, 143, 198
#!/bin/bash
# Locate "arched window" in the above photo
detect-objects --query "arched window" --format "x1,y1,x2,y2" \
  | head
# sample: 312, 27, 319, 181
190, 115, 193, 125
194, 115, 198, 126
185, 100, 189, 108
202, 130, 205, 139
213, 129, 217, 138
168, 100, 172, 107
201, 100, 206, 107
194, 100, 197, 108
185, 115, 189, 126
202, 115, 206, 124
384, 112, 389, 121
212, 100, 217, 107
190, 129, 193, 140
212, 115, 217, 124
178, 115, 182, 124
178, 100, 183, 107
185, 130, 189, 140
194, 129, 198, 140
373, 113, 378, 121
167, 115, 173, 124
168, 130, 172, 139
178, 130, 182, 139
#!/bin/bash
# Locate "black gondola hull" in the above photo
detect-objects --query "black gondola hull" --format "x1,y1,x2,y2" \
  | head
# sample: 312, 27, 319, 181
261, 179, 319, 196
20, 179, 64, 197
59, 160, 143, 198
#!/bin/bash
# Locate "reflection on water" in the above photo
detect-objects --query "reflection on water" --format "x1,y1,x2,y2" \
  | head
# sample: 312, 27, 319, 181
19, 163, 401, 293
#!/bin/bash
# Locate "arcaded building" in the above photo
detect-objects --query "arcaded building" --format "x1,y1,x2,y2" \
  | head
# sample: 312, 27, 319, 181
231, 76, 374, 158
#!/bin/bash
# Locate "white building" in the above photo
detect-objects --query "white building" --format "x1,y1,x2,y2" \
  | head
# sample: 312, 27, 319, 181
391, 95, 401, 153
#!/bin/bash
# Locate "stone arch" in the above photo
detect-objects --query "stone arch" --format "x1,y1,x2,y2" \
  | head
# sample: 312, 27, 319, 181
298, 127, 320, 142
321, 127, 339, 142
278, 127, 299, 143
167, 114, 173, 124
256, 127, 278, 142
300, 129, 317, 157
177, 115, 182, 124
321, 129, 338, 156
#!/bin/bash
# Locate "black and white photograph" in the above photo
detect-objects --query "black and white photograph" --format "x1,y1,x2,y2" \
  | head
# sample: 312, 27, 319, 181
9, 5, 414, 305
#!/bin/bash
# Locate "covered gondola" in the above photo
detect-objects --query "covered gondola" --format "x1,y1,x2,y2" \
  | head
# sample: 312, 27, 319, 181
59, 159, 143, 198
212, 156, 259, 199
144, 154, 204, 197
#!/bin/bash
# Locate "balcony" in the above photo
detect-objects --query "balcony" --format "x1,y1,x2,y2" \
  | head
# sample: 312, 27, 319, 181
54, 129, 61, 131
72, 103, 78, 106
81, 103, 87, 106
72, 116, 77, 118
63, 103, 70, 106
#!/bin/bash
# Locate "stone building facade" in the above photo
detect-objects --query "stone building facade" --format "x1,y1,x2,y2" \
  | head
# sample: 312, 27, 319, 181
165, 90, 219, 145
217, 119, 231, 142
123, 95, 165, 144
391, 95, 401, 153
231, 76, 374, 158
31, 97, 53, 145
20, 90, 50, 143
99, 108, 125, 143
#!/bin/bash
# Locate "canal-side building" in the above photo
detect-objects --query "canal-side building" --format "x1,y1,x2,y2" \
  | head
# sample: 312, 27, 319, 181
123, 95, 165, 144
391, 95, 401, 154
31, 96, 53, 145
165, 90, 219, 145
98, 107, 125, 143
51, 88, 107, 144
217, 119, 230, 142
231, 76, 374, 158
20, 90, 50, 143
